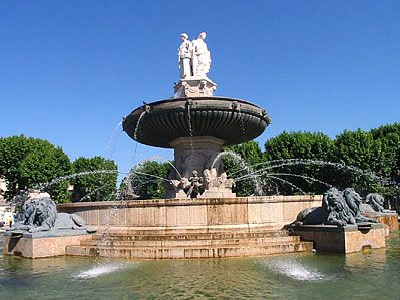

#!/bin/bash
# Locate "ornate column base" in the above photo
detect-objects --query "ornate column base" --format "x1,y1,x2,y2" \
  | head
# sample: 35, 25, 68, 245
164, 136, 236, 199
170, 136, 224, 179
173, 77, 217, 98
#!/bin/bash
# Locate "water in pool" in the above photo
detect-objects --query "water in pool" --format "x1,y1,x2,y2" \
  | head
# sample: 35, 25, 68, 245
1, 232, 399, 299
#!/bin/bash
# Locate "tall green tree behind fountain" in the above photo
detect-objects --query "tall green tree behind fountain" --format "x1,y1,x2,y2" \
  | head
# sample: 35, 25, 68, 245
71, 157, 118, 202
0, 135, 71, 202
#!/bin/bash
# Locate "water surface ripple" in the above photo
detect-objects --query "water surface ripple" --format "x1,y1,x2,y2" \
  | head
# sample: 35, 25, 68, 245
1, 232, 400, 299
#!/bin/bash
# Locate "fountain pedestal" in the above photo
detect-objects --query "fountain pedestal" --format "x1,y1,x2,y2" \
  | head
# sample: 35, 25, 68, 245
166, 136, 237, 198
123, 97, 270, 199
170, 136, 224, 179
4, 230, 91, 258
291, 223, 386, 253
174, 77, 217, 98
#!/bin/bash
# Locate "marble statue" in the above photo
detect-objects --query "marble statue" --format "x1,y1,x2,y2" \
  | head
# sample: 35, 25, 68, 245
174, 32, 216, 97
192, 32, 211, 76
178, 33, 193, 78
177, 32, 211, 78
186, 170, 203, 198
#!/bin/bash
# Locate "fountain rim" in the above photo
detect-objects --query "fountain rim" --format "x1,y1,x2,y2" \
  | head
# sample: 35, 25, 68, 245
124, 96, 269, 117
122, 96, 271, 148
139, 96, 264, 108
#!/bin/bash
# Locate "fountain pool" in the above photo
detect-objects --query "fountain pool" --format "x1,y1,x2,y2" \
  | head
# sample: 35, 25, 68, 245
1, 231, 400, 299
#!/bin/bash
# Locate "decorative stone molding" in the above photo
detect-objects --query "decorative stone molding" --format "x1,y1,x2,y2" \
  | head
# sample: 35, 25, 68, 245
174, 77, 217, 98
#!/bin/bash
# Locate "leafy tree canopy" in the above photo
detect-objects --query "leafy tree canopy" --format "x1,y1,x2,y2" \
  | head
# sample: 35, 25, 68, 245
223, 141, 266, 196
0, 135, 71, 202
71, 156, 118, 202
263, 131, 335, 195
126, 161, 171, 199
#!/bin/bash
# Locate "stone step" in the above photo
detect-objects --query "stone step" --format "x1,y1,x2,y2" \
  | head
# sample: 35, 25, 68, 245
80, 235, 300, 248
66, 240, 313, 259
89, 230, 288, 242
96, 225, 280, 236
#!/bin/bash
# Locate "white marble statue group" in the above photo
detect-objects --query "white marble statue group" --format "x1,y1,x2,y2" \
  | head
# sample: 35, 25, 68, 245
178, 32, 211, 79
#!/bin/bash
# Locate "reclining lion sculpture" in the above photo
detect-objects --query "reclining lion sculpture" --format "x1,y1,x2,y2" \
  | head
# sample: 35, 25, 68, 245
293, 187, 356, 227
343, 188, 376, 223
289, 187, 379, 228
9, 191, 94, 233
365, 193, 386, 212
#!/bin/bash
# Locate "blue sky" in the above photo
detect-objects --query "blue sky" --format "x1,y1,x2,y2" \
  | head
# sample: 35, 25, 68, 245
1, 1, 399, 177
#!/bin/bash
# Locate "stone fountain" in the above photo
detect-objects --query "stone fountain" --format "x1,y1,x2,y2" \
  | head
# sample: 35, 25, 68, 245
122, 32, 270, 198
55, 33, 320, 259
5, 32, 392, 259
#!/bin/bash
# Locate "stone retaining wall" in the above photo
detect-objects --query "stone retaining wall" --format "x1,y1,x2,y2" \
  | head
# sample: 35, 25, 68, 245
58, 195, 322, 230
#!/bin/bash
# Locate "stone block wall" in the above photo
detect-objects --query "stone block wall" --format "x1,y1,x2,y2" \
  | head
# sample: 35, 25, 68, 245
58, 195, 322, 230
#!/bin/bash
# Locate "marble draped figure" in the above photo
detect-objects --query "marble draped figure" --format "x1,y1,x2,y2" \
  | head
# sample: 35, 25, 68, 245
178, 32, 211, 78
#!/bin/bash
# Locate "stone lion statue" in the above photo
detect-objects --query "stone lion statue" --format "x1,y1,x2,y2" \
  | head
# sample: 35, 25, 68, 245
366, 193, 385, 212
9, 191, 92, 233
343, 188, 376, 223
291, 187, 356, 227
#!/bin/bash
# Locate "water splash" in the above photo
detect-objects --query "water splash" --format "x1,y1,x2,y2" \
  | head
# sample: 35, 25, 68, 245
133, 110, 147, 140
265, 259, 330, 281
227, 158, 388, 195
78, 182, 116, 202
237, 105, 247, 140
187, 100, 193, 137
247, 159, 382, 182
36, 170, 119, 190
212, 151, 263, 195
263, 175, 305, 194
165, 161, 182, 180
106, 121, 123, 158
235, 172, 332, 189
74, 262, 132, 279
128, 170, 171, 183
150, 156, 182, 180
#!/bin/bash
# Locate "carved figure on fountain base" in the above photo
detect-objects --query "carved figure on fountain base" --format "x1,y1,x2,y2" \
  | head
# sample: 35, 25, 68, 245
165, 168, 235, 199
170, 136, 224, 180
174, 77, 217, 98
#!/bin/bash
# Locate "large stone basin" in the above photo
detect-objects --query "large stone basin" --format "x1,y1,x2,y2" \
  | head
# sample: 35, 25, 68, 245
122, 97, 270, 148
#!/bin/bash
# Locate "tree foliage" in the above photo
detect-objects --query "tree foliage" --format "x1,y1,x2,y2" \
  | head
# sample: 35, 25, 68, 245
71, 157, 118, 202
370, 123, 400, 183
221, 124, 400, 200
0, 135, 72, 202
127, 161, 171, 199
264, 131, 335, 195
223, 141, 266, 196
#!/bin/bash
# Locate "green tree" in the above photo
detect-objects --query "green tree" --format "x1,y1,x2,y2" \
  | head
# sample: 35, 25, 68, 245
71, 157, 118, 202
264, 131, 335, 195
370, 123, 400, 181
0, 135, 72, 202
128, 161, 171, 199
332, 129, 387, 195
0, 135, 32, 197
223, 141, 266, 196
369, 123, 400, 199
